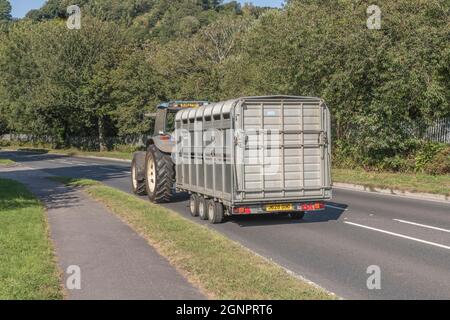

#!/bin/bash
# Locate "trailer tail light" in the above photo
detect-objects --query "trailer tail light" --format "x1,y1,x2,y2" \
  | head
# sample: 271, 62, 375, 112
233, 207, 252, 214
299, 202, 325, 211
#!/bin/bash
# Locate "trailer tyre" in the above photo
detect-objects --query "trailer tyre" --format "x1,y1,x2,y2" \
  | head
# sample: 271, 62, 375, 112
290, 211, 305, 220
198, 197, 208, 220
145, 145, 174, 203
207, 200, 224, 224
189, 194, 199, 217
131, 156, 147, 196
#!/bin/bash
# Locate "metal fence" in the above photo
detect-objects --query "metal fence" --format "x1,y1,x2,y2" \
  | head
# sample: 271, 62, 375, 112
403, 118, 450, 144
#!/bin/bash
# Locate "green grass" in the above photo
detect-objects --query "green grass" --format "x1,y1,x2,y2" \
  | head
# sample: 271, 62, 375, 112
49, 177, 100, 187
333, 168, 450, 196
0, 158, 15, 165
0, 179, 63, 300
51, 177, 334, 300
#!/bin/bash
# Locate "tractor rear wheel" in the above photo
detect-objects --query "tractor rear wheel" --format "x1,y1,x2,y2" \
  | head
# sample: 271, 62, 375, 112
145, 145, 175, 203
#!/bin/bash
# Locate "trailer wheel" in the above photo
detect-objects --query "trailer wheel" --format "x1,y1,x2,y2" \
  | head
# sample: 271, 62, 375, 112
189, 194, 199, 217
145, 145, 174, 203
207, 200, 224, 224
198, 197, 208, 220
131, 156, 147, 196
290, 211, 305, 220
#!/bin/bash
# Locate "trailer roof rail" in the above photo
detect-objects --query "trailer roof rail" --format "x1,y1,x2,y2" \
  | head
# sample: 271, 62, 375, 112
157, 101, 209, 109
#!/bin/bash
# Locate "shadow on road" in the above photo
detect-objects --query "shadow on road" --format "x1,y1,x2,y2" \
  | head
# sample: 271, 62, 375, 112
227, 202, 348, 227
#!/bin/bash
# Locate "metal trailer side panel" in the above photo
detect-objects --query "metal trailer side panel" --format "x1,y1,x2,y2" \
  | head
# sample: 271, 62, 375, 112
234, 97, 332, 204
176, 99, 236, 204
176, 96, 332, 207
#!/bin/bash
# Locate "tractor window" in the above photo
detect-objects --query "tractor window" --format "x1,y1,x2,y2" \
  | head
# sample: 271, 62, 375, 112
165, 110, 177, 133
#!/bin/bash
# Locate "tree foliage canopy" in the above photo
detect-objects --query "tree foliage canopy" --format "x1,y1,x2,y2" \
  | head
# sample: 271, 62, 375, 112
0, 0, 449, 170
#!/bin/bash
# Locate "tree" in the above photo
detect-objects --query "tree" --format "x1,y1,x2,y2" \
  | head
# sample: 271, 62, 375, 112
0, 0, 12, 22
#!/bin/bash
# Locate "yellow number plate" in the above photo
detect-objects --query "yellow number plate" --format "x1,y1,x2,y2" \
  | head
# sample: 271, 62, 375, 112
266, 204, 294, 212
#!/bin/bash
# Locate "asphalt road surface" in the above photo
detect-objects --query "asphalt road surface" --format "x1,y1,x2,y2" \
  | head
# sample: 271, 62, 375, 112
2, 150, 450, 299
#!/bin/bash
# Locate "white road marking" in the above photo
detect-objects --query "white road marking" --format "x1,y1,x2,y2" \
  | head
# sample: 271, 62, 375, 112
344, 221, 450, 250
393, 219, 450, 233
59, 160, 76, 165
70, 161, 90, 166
326, 204, 348, 211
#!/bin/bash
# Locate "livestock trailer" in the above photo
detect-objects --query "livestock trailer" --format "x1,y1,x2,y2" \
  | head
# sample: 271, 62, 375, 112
174, 95, 332, 223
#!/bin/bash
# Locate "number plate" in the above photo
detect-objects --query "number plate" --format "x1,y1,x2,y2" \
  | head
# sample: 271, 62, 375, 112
265, 204, 294, 212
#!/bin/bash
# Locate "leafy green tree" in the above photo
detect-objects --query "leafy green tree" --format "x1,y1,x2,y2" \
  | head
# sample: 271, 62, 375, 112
1, 0, 448, 170
0, 0, 12, 22
111, 48, 165, 136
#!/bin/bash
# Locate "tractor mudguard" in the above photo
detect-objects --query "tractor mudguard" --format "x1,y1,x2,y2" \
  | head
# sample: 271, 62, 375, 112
152, 135, 176, 154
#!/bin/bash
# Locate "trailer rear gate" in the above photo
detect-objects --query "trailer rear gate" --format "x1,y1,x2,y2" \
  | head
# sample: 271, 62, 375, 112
175, 96, 332, 207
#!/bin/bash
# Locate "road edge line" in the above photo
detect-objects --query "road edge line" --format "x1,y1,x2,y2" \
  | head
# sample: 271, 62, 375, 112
334, 182, 450, 204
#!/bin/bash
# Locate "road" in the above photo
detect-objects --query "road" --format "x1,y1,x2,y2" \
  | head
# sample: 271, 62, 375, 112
2, 150, 450, 299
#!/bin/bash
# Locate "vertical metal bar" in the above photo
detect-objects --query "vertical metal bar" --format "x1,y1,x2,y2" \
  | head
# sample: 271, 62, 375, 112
212, 116, 216, 197
281, 100, 286, 198
203, 118, 207, 194
231, 103, 236, 205
261, 103, 265, 199
182, 119, 186, 189
221, 104, 226, 199
301, 103, 305, 197
320, 104, 325, 197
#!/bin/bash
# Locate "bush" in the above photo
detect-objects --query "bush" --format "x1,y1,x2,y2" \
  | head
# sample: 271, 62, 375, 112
333, 139, 449, 175
423, 146, 450, 175
415, 143, 446, 172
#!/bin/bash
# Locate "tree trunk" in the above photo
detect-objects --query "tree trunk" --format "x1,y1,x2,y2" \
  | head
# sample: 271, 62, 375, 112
98, 116, 107, 152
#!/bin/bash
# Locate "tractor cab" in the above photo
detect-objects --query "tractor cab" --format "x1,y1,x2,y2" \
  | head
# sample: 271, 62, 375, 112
150, 101, 209, 153
153, 101, 208, 136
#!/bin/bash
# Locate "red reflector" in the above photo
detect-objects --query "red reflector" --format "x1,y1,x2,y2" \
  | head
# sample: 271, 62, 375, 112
233, 207, 251, 214
301, 202, 325, 211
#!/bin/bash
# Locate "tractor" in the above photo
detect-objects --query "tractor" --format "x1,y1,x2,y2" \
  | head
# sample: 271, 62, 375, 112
130, 101, 208, 202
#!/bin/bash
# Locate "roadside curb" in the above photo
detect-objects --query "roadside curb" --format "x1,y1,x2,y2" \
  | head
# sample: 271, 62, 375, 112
333, 182, 450, 203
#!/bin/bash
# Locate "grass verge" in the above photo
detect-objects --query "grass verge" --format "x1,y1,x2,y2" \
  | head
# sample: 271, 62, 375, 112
50, 176, 334, 300
0, 178, 63, 299
333, 168, 450, 196
0, 158, 15, 165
